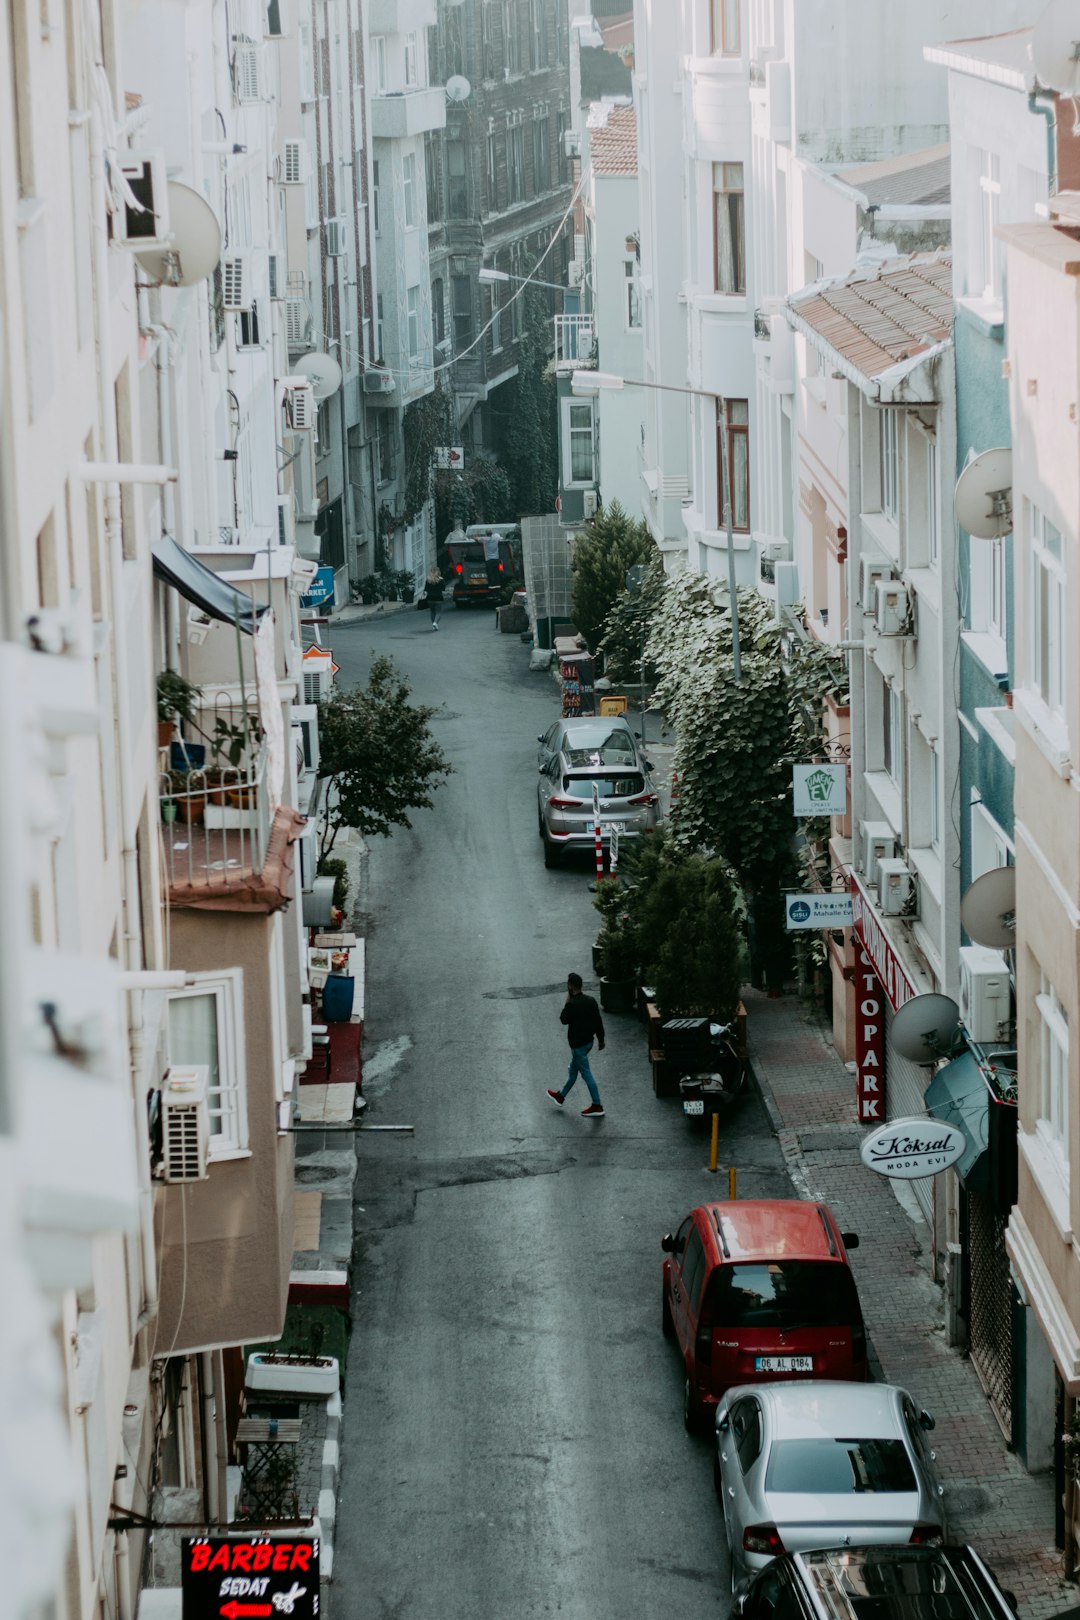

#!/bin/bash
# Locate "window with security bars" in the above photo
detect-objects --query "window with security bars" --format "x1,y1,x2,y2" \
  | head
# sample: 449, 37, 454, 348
713, 163, 745, 293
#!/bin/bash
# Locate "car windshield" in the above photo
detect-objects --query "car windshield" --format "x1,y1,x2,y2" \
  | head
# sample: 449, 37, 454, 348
807, 1550, 989, 1620
564, 733, 638, 766
561, 773, 645, 799
765, 1439, 916, 1494
707, 1261, 861, 1329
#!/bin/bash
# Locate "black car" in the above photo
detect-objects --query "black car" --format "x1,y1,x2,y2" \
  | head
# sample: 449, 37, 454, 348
734, 1545, 1018, 1620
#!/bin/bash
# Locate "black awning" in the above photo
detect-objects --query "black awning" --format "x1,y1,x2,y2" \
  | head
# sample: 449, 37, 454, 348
152, 534, 268, 636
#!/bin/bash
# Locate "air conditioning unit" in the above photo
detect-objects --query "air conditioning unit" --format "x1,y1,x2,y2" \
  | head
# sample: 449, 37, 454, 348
161, 1066, 210, 1183
285, 295, 312, 350
773, 561, 799, 610
222, 255, 252, 311
234, 40, 264, 103
113, 150, 170, 247
582, 489, 598, 519
363, 367, 395, 394
283, 378, 315, 431
302, 663, 332, 704
282, 138, 307, 185
861, 819, 897, 887
874, 579, 913, 638
268, 253, 284, 299
325, 217, 347, 257
877, 857, 916, 916
860, 555, 893, 611
292, 702, 321, 776
959, 945, 1012, 1043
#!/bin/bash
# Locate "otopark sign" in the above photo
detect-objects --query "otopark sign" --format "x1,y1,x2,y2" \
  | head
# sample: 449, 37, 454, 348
181, 1537, 319, 1619
859, 1118, 968, 1180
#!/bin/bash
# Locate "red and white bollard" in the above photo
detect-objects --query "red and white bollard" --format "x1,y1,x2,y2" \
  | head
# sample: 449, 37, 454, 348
609, 823, 620, 878
594, 815, 603, 881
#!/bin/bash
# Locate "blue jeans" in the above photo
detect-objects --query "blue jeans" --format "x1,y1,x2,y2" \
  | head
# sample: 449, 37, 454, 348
564, 1043, 601, 1105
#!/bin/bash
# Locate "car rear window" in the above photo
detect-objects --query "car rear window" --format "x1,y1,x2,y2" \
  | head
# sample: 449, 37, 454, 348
565, 740, 638, 767
806, 1549, 991, 1620
765, 1439, 916, 1495
561, 773, 645, 798
707, 1261, 861, 1329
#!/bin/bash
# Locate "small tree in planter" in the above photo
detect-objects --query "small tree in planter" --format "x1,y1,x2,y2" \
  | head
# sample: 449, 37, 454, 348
156, 669, 202, 746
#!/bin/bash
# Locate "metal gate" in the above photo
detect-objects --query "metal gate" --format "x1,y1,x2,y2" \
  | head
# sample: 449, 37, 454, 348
968, 1188, 1013, 1437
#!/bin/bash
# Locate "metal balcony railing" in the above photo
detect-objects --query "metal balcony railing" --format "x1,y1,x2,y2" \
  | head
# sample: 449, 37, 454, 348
554, 314, 596, 372
159, 745, 271, 894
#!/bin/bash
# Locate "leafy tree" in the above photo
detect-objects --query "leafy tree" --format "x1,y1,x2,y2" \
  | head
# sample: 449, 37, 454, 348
598, 546, 665, 682
571, 501, 655, 653
494, 289, 559, 517
317, 656, 452, 852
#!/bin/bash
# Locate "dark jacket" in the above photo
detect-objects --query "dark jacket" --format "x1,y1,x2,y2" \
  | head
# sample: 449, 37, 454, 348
561, 993, 605, 1048
425, 577, 445, 601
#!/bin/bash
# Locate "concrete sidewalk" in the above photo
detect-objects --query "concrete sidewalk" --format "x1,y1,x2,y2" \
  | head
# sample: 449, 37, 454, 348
744, 989, 1070, 1619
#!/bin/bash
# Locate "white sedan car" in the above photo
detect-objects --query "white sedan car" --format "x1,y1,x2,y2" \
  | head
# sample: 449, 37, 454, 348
715, 1381, 946, 1590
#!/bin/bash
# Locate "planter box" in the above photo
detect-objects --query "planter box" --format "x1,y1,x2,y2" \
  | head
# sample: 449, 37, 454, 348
246, 1353, 340, 1396
599, 976, 635, 1014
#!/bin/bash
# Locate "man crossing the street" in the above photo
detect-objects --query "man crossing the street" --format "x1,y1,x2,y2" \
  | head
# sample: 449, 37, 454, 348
548, 973, 606, 1117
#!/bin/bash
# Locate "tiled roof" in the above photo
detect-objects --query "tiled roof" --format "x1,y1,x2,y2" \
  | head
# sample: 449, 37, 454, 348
841, 145, 951, 208
788, 252, 953, 385
589, 103, 637, 176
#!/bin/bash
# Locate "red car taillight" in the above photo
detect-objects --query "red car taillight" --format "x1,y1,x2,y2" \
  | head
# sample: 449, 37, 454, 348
743, 1525, 785, 1556
548, 796, 581, 809
627, 792, 656, 806
909, 1525, 944, 1546
455, 563, 464, 574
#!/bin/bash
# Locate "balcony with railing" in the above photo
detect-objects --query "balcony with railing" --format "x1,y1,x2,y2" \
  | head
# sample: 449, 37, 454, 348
554, 314, 596, 373
159, 741, 272, 895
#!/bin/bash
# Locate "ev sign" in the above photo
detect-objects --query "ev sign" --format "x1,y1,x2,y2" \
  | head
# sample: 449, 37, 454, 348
793, 763, 847, 817
853, 947, 886, 1122
181, 1537, 319, 1619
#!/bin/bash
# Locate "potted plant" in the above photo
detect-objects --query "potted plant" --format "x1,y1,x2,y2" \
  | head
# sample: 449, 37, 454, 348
596, 924, 639, 1014
393, 568, 416, 604
355, 573, 380, 605
210, 712, 263, 805
169, 769, 207, 825
157, 669, 202, 747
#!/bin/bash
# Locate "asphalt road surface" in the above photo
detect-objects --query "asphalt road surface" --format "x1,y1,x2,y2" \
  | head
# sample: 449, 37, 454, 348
330, 606, 791, 1619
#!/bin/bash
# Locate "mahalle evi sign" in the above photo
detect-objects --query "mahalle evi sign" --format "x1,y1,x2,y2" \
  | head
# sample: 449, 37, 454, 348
181, 1537, 319, 1619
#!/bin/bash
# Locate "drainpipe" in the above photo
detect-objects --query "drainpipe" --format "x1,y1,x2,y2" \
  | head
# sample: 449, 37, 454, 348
199, 1352, 220, 1525
1028, 93, 1058, 196
113, 1529, 133, 1620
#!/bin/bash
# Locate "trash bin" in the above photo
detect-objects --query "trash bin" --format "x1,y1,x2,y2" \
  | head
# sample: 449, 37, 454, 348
321, 973, 355, 1023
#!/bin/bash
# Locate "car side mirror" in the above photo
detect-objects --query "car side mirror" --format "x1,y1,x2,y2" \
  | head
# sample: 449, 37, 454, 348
717, 1413, 730, 1434
643, 757, 654, 771
661, 1233, 675, 1253
1004, 1595, 1018, 1615
919, 1409, 936, 1432
537, 735, 544, 743
841, 1231, 860, 1250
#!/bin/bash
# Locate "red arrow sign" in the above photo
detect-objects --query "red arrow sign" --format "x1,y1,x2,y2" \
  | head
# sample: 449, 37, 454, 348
220, 1604, 272, 1619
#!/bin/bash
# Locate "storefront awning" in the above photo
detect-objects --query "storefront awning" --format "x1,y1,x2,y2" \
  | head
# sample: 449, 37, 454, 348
152, 534, 267, 635
924, 1052, 990, 1190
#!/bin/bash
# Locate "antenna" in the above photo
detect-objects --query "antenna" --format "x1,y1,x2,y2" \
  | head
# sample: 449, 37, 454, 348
135, 182, 222, 288
954, 448, 1013, 539
294, 351, 343, 401
1033, 0, 1080, 93
960, 866, 1017, 949
889, 993, 962, 1065
445, 74, 472, 103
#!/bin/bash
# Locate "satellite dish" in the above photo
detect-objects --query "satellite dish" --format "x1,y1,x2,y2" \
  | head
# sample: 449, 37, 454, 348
445, 74, 472, 103
961, 866, 1017, 949
954, 448, 1012, 539
135, 182, 222, 287
1033, 0, 1080, 93
890, 993, 962, 1065
294, 351, 343, 401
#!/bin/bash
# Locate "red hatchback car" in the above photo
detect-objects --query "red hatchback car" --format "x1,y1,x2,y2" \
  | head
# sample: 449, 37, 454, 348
661, 1199, 866, 1430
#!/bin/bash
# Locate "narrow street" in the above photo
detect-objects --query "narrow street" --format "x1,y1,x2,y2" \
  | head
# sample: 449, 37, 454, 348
330, 609, 791, 1618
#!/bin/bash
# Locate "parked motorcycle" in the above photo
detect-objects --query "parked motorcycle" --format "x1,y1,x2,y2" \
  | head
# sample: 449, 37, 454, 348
673, 1020, 750, 1120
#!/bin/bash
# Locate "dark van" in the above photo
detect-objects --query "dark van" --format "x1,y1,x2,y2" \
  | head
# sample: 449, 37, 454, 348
661, 1199, 866, 1430
444, 524, 521, 606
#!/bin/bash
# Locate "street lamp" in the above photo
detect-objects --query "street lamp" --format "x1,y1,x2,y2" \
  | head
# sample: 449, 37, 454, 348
571, 370, 742, 681
478, 266, 567, 294
624, 562, 649, 745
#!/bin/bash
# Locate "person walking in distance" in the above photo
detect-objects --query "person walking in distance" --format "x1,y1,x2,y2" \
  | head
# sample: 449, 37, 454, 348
548, 973, 605, 1117
425, 565, 445, 630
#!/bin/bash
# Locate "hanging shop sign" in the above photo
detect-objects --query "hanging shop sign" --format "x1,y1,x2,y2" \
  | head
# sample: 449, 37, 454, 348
181, 1536, 320, 1620
853, 947, 886, 1122
850, 871, 919, 1012
793, 763, 847, 817
859, 1117, 968, 1180
434, 446, 465, 469
300, 566, 335, 609
784, 892, 854, 931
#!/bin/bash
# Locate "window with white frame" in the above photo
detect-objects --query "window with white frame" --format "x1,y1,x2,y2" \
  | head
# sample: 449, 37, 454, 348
926, 437, 939, 567
168, 971, 247, 1155
711, 0, 739, 53
406, 284, 420, 359
1030, 502, 1065, 717
564, 400, 595, 485
402, 152, 417, 228
713, 162, 745, 294
970, 798, 1011, 882
372, 35, 386, 93
1036, 974, 1069, 1179
624, 258, 641, 329
883, 683, 902, 784
404, 31, 418, 85
879, 410, 899, 521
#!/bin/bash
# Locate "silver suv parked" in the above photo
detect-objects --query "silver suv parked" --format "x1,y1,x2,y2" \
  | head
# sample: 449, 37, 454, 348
537, 741, 660, 868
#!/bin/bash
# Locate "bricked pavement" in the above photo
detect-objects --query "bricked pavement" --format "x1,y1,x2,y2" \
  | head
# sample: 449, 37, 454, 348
743, 988, 1073, 1620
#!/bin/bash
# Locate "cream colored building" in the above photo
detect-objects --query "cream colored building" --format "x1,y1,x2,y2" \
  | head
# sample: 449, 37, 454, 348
1002, 196, 1080, 1549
